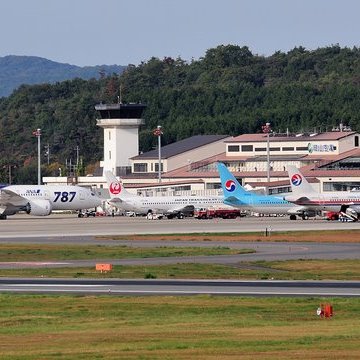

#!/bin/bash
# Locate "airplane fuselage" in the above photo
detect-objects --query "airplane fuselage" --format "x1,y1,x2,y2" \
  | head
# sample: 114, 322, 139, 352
1, 185, 101, 216
224, 193, 301, 215
288, 193, 360, 213
119, 195, 225, 214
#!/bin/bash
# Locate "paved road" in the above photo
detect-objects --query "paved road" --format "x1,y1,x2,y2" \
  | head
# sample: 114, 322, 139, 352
1, 213, 360, 238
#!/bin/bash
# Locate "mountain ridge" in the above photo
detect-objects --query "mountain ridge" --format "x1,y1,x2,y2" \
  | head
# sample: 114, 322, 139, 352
0, 55, 126, 97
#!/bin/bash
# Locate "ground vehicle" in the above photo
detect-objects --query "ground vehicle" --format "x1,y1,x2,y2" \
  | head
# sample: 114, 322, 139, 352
146, 212, 164, 220
326, 210, 358, 221
326, 211, 339, 221
194, 208, 245, 219
78, 210, 96, 218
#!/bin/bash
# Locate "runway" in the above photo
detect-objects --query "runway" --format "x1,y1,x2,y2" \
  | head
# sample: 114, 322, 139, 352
0, 278, 359, 297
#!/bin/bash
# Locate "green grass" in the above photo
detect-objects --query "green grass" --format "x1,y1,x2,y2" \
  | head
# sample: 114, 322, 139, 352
0, 244, 253, 261
0, 235, 359, 358
0, 294, 359, 359
1, 260, 360, 280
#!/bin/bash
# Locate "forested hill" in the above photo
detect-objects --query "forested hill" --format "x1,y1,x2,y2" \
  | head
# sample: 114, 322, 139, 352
1, 44, 360, 183
0, 55, 126, 97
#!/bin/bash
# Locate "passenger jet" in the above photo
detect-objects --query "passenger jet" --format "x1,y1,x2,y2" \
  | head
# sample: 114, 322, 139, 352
104, 171, 228, 218
286, 165, 360, 220
217, 162, 314, 220
0, 184, 101, 219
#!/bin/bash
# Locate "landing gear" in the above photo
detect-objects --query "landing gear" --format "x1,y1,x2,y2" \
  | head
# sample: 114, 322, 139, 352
289, 214, 297, 220
0, 214, 7, 220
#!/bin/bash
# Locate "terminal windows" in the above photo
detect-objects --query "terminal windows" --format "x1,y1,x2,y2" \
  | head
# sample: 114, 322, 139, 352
155, 163, 164, 172
134, 163, 148, 172
228, 145, 239, 152
241, 145, 253, 152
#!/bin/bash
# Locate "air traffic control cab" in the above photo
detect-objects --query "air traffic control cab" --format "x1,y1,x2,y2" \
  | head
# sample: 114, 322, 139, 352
95, 102, 146, 175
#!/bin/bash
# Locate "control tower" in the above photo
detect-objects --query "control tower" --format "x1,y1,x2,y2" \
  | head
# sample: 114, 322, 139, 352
95, 102, 146, 175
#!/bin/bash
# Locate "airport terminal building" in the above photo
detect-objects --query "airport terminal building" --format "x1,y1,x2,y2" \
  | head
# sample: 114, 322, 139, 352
43, 102, 360, 197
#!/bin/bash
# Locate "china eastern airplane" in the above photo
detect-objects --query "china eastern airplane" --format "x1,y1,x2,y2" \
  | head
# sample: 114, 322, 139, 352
217, 162, 315, 220
286, 165, 360, 220
0, 183, 101, 219
104, 171, 229, 218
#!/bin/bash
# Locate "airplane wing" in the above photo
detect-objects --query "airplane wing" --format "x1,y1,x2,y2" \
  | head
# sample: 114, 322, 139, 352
0, 188, 29, 215
0, 188, 28, 207
284, 195, 311, 204
108, 198, 123, 206
223, 195, 245, 207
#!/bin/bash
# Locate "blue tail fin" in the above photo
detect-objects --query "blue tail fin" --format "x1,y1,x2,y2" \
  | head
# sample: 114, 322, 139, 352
217, 163, 248, 205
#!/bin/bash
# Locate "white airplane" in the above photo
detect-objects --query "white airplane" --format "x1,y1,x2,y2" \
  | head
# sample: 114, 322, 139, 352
0, 184, 101, 219
217, 162, 315, 220
104, 171, 227, 219
286, 165, 360, 220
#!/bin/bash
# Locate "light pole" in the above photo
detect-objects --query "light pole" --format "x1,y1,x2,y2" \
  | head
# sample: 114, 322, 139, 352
153, 125, 163, 183
33, 128, 41, 185
262, 122, 271, 192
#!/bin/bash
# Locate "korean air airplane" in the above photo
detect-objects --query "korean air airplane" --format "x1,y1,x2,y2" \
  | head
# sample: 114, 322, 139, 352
0, 184, 101, 219
217, 162, 314, 220
286, 165, 360, 220
104, 170, 227, 219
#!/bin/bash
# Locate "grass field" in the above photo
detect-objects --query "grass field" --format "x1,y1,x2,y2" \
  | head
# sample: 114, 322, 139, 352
1, 260, 360, 280
0, 231, 359, 358
0, 294, 359, 359
0, 243, 253, 261
96, 229, 360, 242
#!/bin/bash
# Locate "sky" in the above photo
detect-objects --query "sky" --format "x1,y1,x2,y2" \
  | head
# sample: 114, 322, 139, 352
1, 0, 360, 67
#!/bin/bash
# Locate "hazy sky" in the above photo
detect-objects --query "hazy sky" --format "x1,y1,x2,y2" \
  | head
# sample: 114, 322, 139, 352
1, 0, 360, 66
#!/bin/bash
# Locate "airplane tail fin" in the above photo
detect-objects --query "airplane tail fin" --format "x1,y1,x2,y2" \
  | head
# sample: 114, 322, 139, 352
217, 162, 248, 204
287, 165, 316, 196
104, 170, 133, 199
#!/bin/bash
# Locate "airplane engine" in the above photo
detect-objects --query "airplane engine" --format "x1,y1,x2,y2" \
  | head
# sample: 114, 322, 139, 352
304, 209, 316, 218
26, 199, 52, 216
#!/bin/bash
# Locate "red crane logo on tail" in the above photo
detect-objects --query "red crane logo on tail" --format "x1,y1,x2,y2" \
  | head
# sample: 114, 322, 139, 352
109, 182, 121, 195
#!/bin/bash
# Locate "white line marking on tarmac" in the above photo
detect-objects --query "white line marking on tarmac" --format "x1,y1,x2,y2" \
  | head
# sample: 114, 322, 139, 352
1, 287, 359, 296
